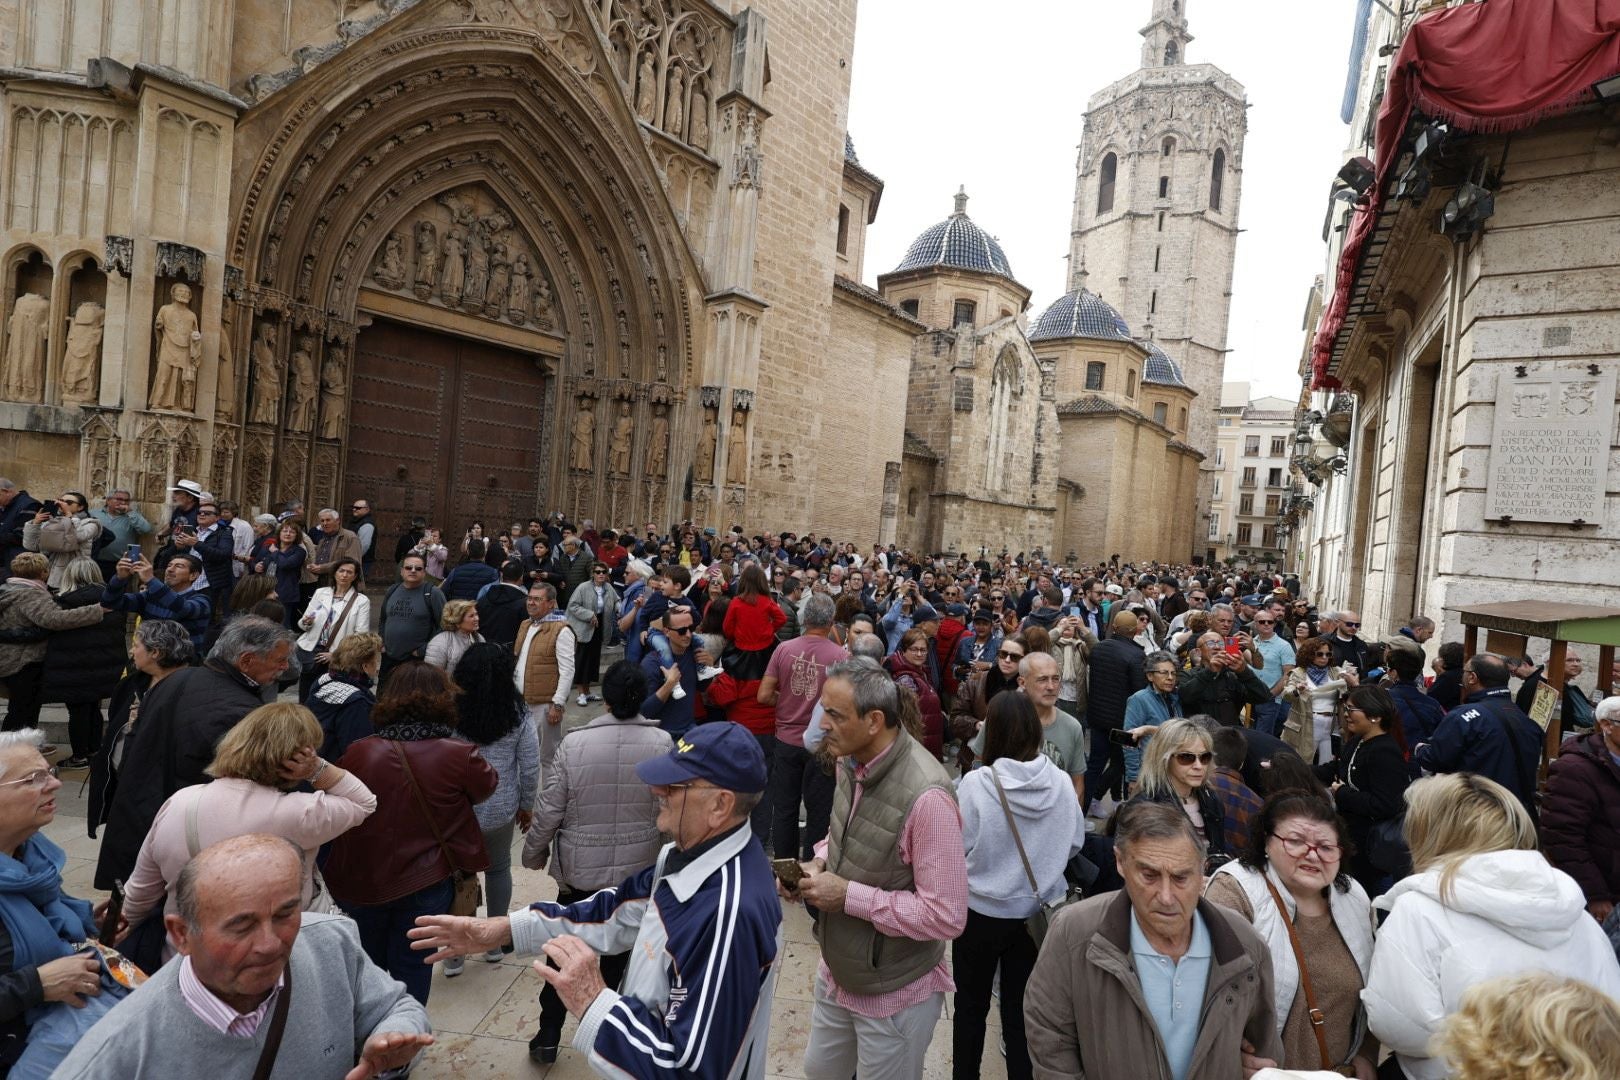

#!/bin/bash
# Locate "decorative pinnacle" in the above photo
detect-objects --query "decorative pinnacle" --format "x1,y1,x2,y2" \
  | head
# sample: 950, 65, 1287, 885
953, 186, 968, 216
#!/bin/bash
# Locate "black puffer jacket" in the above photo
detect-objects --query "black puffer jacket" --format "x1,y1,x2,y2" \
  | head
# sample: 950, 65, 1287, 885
40, 584, 126, 704
1543, 732, 1620, 906
1087, 636, 1147, 731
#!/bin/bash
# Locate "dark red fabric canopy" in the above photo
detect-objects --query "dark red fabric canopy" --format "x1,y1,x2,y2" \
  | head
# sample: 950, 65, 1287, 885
1310, 0, 1620, 389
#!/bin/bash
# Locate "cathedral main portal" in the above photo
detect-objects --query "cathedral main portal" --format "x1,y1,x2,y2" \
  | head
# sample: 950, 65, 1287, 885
347, 318, 548, 575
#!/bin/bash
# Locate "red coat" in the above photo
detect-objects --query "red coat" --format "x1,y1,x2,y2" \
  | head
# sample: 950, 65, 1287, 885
705, 671, 775, 736
934, 618, 969, 696
885, 654, 944, 760
722, 593, 787, 651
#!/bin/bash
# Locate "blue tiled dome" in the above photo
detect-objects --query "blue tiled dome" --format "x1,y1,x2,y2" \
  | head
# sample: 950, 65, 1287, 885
1029, 289, 1133, 343
1141, 341, 1189, 387
892, 189, 1014, 279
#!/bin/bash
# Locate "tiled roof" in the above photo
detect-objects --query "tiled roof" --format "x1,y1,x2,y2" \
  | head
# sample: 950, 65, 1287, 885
902, 431, 940, 461
1029, 289, 1133, 343
1057, 395, 1126, 417
1140, 341, 1189, 388
845, 134, 860, 165
833, 274, 922, 324
892, 190, 1014, 279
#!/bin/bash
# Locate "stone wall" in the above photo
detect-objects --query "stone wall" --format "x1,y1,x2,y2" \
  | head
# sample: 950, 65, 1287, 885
822, 287, 912, 540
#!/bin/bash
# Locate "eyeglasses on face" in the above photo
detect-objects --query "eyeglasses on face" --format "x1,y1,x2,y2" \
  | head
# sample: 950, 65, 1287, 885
1172, 751, 1214, 766
1273, 834, 1340, 860
0, 765, 58, 789
1148, 667, 1178, 677
1253, 618, 1275, 625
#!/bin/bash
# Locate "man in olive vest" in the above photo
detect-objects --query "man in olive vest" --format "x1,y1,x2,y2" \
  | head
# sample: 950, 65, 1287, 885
785, 658, 967, 1079
514, 583, 576, 771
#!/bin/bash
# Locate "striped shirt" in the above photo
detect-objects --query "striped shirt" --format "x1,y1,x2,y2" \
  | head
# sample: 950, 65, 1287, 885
176, 956, 281, 1037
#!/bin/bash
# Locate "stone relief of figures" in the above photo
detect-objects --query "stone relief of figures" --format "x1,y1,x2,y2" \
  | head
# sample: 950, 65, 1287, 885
485, 241, 511, 317
570, 397, 595, 471
319, 354, 348, 440
440, 224, 467, 305
150, 283, 203, 412
605, 0, 717, 151
249, 321, 282, 425
634, 50, 657, 123
663, 66, 685, 139
463, 218, 491, 309
609, 401, 634, 475
694, 406, 717, 485
286, 336, 318, 432
372, 230, 407, 290
647, 402, 669, 478
533, 271, 557, 330
725, 408, 748, 486
213, 308, 235, 420
59, 301, 105, 404
689, 85, 709, 151
1, 293, 50, 402
507, 254, 532, 324
412, 220, 438, 298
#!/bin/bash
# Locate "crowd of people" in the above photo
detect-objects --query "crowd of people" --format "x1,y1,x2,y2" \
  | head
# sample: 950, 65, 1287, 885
0, 471, 1618, 1079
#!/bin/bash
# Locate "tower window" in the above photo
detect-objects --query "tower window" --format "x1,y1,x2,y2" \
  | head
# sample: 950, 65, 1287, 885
836, 205, 850, 255
1164, 42, 1178, 65
1153, 402, 1168, 425
1162, 137, 1176, 156
899, 298, 919, 318
953, 300, 976, 327
1210, 149, 1226, 211
1085, 362, 1105, 391
1150, 290, 1158, 314
1126, 370, 1138, 398
1154, 246, 1161, 272
1097, 153, 1117, 214
1179, 407, 1187, 430
1157, 212, 1165, 231
1158, 175, 1170, 199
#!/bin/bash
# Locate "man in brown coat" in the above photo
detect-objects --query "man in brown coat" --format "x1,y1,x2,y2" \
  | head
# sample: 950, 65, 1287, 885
1025, 800, 1281, 1079
513, 583, 575, 771
307, 507, 362, 588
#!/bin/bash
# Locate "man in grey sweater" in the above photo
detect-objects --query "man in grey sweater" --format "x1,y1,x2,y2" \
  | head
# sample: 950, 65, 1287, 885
56, 834, 431, 1080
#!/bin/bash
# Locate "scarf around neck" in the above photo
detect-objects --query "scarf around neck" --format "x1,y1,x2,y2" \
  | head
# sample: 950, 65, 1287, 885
0, 834, 95, 969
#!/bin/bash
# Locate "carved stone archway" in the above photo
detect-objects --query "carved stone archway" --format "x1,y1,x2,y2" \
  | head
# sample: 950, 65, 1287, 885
225, 12, 703, 525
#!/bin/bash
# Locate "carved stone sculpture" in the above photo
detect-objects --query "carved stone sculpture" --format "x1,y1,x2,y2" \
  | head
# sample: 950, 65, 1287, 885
60, 301, 105, 403
150, 283, 203, 412
689, 86, 710, 150
533, 273, 557, 330
413, 219, 438, 299
319, 357, 348, 440
635, 51, 657, 123
570, 397, 595, 472
694, 407, 717, 485
647, 402, 669, 478
463, 221, 490, 310
214, 309, 235, 420
372, 230, 407, 289
249, 321, 282, 425
609, 401, 634, 475
507, 254, 532, 324
1, 293, 49, 402
726, 408, 748, 486
441, 226, 467, 305
664, 66, 685, 138
485, 240, 511, 316
287, 336, 318, 432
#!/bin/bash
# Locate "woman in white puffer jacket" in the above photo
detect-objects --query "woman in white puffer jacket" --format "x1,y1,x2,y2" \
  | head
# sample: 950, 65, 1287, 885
1362, 773, 1620, 1080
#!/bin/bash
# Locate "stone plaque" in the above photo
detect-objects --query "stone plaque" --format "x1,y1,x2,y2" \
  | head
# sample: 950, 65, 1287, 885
1485, 367, 1616, 523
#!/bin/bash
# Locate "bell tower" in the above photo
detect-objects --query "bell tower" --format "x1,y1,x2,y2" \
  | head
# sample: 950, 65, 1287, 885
1140, 0, 1192, 68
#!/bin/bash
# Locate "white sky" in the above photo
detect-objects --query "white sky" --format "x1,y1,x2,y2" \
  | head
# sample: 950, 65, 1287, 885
846, 0, 1361, 401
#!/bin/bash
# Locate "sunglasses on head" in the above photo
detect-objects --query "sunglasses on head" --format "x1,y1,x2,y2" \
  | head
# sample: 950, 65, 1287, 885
1173, 751, 1214, 766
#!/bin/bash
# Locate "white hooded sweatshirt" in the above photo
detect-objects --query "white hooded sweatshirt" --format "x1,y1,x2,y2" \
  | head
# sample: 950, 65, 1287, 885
1362, 849, 1620, 1080
956, 755, 1086, 919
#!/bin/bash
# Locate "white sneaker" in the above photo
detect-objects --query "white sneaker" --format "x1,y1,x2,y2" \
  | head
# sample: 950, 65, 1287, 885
671, 682, 687, 700
478, 948, 504, 963
443, 957, 465, 977
697, 665, 724, 681
577, 693, 589, 707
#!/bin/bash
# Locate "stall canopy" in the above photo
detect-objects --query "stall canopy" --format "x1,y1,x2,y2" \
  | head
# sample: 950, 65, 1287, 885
1311, 0, 1620, 389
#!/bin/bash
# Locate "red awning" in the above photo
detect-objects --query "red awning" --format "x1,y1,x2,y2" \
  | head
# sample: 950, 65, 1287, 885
1311, 0, 1620, 389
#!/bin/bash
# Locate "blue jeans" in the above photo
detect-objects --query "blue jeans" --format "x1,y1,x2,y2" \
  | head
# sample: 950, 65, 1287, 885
645, 630, 674, 666
1253, 700, 1289, 738
345, 877, 454, 1005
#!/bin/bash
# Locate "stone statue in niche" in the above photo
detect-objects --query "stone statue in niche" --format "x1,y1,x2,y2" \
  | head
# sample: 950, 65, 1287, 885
150, 283, 203, 412
570, 398, 595, 472
372, 230, 407, 290
664, 66, 685, 139
533, 273, 556, 331
609, 401, 635, 475
694, 407, 717, 485
413, 219, 438, 299
507, 254, 532, 324
441, 225, 467, 306
689, 86, 710, 150
319, 357, 348, 440
249, 321, 281, 425
213, 309, 235, 420
634, 51, 657, 123
726, 408, 748, 486
463, 220, 491, 310
485, 240, 511, 316
60, 301, 105, 404
1, 293, 50, 402
287, 336, 318, 433
647, 402, 669, 478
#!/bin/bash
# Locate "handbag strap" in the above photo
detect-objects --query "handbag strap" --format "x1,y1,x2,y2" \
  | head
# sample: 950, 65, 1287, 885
1261, 874, 1336, 1071
185, 786, 204, 859
250, 956, 292, 1080
987, 765, 1041, 900
389, 740, 462, 875
320, 589, 360, 648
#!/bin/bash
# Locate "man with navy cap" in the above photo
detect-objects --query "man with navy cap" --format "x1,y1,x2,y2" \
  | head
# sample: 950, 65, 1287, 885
411, 721, 782, 1078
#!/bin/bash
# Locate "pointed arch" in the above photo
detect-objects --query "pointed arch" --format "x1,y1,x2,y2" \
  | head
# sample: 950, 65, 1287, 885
1097, 152, 1118, 214
1210, 147, 1227, 211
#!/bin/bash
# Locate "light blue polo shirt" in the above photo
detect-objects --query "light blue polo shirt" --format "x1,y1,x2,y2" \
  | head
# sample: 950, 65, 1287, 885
1129, 907, 1212, 1080
1252, 632, 1295, 698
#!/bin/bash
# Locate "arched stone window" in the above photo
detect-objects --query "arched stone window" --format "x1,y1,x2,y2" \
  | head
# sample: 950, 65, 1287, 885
1097, 152, 1117, 214
1153, 402, 1168, 425
1164, 42, 1179, 65
985, 346, 1023, 489
836, 204, 850, 255
1210, 149, 1226, 211
907, 487, 919, 516
1126, 369, 1138, 398
1162, 137, 1176, 156
899, 298, 919, 318
1179, 406, 1188, 431
1085, 361, 1105, 391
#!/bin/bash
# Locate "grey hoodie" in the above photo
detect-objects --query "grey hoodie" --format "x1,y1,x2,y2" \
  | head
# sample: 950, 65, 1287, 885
956, 755, 1087, 919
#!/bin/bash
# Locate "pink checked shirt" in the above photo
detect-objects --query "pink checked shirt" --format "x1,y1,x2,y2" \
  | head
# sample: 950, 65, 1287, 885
178, 956, 282, 1037
814, 740, 968, 1018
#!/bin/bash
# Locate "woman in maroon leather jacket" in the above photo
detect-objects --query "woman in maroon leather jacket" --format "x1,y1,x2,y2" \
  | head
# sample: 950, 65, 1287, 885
325, 661, 497, 1004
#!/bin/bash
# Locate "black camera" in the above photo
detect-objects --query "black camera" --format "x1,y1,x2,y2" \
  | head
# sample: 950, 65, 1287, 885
39, 500, 59, 516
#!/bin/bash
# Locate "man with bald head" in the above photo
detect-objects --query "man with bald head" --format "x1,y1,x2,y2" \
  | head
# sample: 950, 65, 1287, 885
58, 834, 431, 1080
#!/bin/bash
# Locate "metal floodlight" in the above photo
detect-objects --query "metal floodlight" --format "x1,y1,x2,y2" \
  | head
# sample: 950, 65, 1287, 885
1438, 181, 1495, 241
1593, 72, 1620, 102
1337, 156, 1377, 194
1395, 160, 1432, 203
1412, 121, 1449, 162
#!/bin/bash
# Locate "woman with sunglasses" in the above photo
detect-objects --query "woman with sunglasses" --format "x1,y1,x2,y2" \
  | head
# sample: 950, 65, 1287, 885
1282, 636, 1358, 765
1128, 717, 1232, 863
1203, 792, 1377, 1079
949, 634, 1026, 772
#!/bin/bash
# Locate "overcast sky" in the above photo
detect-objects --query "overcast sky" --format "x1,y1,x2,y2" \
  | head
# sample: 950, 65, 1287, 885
846, 0, 1361, 401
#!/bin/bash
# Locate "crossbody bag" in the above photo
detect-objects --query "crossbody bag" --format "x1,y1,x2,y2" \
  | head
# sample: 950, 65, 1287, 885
390, 741, 482, 917
1262, 875, 1359, 1076
988, 764, 1081, 947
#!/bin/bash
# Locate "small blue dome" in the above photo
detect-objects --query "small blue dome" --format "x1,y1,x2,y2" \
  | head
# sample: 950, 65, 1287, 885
891, 189, 1014, 279
1141, 341, 1189, 388
1029, 289, 1133, 343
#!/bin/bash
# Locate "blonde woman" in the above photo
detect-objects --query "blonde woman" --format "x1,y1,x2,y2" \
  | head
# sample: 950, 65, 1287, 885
1127, 716, 1231, 862
119, 703, 376, 958
1437, 972, 1620, 1080
423, 599, 483, 673
1363, 774, 1620, 1080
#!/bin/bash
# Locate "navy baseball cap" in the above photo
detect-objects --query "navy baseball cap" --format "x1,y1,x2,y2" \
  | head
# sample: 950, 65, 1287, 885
636, 722, 767, 793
